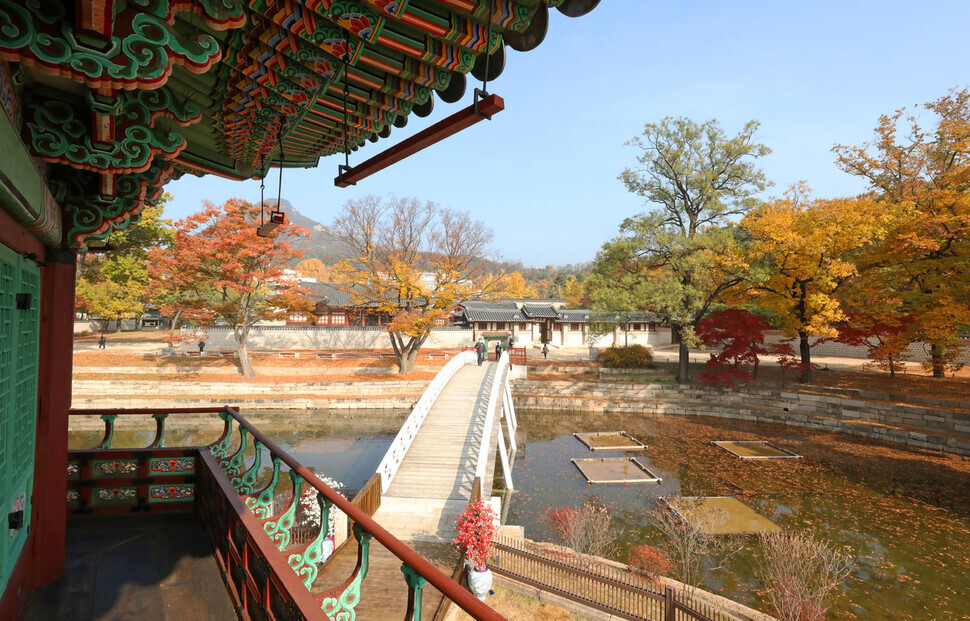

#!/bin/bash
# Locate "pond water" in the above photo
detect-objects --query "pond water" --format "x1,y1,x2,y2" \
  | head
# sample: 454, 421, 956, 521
505, 410, 970, 620
68, 409, 408, 495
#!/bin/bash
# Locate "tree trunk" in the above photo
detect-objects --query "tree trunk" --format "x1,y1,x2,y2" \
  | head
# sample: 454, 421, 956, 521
236, 323, 256, 378
676, 338, 690, 384
753, 357, 760, 381
798, 332, 812, 383
399, 349, 418, 374
930, 343, 945, 378
888, 356, 896, 380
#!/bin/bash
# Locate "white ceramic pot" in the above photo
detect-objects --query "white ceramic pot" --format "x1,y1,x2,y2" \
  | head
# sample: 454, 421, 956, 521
466, 563, 492, 601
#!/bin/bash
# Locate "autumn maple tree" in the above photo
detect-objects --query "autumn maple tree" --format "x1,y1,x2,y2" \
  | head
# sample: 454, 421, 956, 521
695, 308, 794, 387
329, 196, 497, 374
833, 88, 970, 377
148, 199, 310, 377
829, 313, 913, 379
739, 184, 887, 382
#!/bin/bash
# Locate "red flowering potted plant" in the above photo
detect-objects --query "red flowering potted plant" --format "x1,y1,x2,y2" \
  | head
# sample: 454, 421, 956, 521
453, 499, 498, 600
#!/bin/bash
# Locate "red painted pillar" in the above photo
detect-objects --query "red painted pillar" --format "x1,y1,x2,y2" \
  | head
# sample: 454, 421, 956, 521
28, 247, 76, 589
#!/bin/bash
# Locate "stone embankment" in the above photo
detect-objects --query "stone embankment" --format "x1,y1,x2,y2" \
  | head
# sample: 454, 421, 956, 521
72, 379, 429, 410
512, 380, 970, 457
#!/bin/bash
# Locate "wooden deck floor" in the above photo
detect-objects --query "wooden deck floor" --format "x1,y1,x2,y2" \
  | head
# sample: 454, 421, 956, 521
375, 361, 498, 542
25, 514, 237, 621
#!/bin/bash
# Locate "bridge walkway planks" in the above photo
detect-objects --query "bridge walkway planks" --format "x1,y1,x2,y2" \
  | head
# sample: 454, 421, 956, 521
375, 360, 499, 542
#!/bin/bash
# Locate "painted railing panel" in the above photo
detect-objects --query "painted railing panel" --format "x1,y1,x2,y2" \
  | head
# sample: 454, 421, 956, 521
375, 350, 477, 493
68, 406, 504, 621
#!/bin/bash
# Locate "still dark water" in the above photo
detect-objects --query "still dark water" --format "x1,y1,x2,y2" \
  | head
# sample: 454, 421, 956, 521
506, 410, 970, 620
68, 409, 408, 495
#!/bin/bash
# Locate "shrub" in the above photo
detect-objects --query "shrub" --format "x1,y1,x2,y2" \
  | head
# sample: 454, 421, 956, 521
758, 530, 853, 621
543, 500, 621, 568
598, 344, 654, 369
628, 545, 674, 585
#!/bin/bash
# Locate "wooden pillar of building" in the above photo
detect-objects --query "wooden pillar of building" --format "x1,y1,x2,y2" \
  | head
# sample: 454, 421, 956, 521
29, 247, 76, 589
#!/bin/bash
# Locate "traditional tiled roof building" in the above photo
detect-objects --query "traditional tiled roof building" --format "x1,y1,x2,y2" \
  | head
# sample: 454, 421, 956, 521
453, 299, 671, 348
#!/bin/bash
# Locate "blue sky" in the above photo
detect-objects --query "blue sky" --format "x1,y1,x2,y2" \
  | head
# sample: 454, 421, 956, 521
163, 1, 970, 267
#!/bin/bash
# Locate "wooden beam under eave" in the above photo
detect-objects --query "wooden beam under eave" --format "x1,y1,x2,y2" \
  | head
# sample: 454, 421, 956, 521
334, 93, 504, 187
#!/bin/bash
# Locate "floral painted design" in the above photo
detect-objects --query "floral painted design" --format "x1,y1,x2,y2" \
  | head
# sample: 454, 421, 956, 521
95, 487, 137, 502
150, 457, 194, 474
95, 460, 138, 476
149, 485, 194, 501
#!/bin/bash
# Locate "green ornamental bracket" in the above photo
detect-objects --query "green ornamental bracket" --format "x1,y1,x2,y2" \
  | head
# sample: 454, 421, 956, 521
220, 427, 248, 476
264, 471, 302, 550
231, 440, 263, 493
99, 414, 118, 449
321, 523, 372, 621
288, 492, 333, 588
401, 563, 428, 621
209, 415, 235, 459
245, 455, 280, 519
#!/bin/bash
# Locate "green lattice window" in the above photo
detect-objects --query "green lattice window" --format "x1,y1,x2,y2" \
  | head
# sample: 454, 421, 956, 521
0, 244, 40, 595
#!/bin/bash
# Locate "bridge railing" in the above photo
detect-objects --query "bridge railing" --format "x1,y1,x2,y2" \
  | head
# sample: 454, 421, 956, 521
474, 351, 518, 499
375, 350, 477, 494
68, 406, 503, 621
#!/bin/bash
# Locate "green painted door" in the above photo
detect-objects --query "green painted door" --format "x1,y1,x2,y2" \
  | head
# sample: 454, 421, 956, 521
0, 243, 40, 595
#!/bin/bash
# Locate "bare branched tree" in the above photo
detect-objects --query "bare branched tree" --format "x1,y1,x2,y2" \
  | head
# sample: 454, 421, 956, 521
545, 499, 622, 569
330, 196, 496, 373
758, 530, 854, 621
649, 497, 741, 600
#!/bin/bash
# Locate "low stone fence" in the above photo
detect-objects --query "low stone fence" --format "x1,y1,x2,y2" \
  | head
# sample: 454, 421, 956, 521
72, 379, 428, 410
512, 380, 970, 457
178, 325, 475, 351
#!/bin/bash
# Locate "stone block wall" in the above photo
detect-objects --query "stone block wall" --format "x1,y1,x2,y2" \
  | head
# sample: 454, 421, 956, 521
512, 380, 970, 457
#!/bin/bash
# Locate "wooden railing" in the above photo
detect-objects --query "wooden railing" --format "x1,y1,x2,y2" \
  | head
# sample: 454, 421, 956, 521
68, 406, 504, 621
375, 350, 477, 493
490, 538, 725, 621
509, 346, 527, 366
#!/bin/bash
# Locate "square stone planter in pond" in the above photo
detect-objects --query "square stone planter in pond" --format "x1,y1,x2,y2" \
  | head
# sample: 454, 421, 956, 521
573, 431, 647, 451
712, 440, 802, 460
570, 457, 662, 484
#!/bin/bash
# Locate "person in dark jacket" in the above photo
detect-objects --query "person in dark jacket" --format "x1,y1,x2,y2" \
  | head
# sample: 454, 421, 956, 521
495, 340, 502, 360
474, 339, 485, 366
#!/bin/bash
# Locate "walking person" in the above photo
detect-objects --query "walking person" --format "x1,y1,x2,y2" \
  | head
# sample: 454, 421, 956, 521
494, 340, 502, 361
542, 343, 549, 360
475, 338, 485, 366
98, 334, 106, 350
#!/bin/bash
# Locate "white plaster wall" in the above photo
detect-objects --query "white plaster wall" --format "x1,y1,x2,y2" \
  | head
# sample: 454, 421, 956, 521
762, 331, 970, 364
178, 326, 476, 351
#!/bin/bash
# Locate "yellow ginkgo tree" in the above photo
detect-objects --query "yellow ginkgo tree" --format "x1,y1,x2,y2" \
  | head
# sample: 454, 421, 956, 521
740, 184, 888, 382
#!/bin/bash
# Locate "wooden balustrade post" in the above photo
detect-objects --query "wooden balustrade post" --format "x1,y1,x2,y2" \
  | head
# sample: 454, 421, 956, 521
665, 585, 676, 621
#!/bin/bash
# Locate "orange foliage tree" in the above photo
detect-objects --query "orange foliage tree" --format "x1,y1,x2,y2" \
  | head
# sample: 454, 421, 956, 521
148, 199, 310, 377
739, 184, 888, 382
834, 88, 970, 377
329, 196, 498, 374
